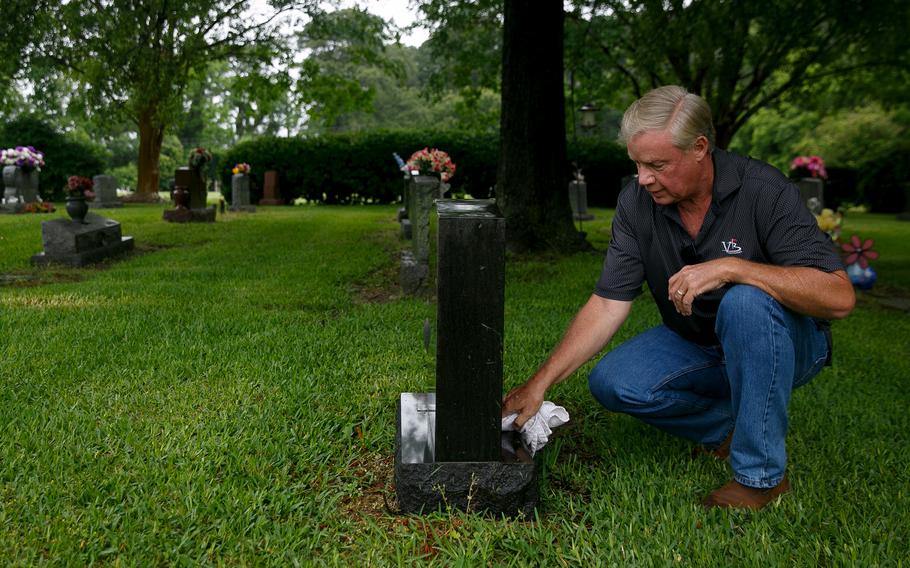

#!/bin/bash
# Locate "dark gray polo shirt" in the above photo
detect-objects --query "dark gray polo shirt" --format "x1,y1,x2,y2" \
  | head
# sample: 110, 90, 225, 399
595, 148, 844, 345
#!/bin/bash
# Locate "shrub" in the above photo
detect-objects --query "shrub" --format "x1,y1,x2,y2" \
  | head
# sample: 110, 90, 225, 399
857, 146, 910, 213
218, 130, 633, 206
0, 116, 106, 201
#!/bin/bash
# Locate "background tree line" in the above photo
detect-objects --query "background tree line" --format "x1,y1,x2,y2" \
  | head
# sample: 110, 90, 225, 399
1, 0, 908, 249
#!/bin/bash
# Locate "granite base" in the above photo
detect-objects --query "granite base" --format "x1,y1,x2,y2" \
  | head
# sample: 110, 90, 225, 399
395, 393, 538, 517
163, 206, 216, 223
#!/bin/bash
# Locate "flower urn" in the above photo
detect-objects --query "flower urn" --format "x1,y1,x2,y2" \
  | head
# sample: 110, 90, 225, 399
65, 196, 89, 224
172, 185, 190, 209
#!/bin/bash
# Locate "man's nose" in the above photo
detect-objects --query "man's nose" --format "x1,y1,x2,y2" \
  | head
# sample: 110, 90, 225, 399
637, 167, 655, 185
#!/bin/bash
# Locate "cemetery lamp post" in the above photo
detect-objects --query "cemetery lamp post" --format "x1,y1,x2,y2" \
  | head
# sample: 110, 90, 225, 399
578, 103, 598, 131
572, 103, 598, 232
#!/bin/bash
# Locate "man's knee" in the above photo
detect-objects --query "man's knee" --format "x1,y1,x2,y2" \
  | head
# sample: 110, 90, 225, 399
716, 285, 781, 335
588, 358, 628, 412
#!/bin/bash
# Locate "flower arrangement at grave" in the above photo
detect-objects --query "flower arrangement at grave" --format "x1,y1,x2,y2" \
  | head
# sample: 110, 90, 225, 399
19, 201, 55, 214
1, 146, 45, 172
407, 148, 456, 182
815, 207, 843, 243
64, 175, 95, 199
188, 147, 212, 174
232, 163, 251, 175
841, 234, 879, 290
790, 155, 828, 180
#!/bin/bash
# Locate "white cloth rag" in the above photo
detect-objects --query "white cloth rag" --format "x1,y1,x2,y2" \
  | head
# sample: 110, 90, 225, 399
501, 401, 570, 456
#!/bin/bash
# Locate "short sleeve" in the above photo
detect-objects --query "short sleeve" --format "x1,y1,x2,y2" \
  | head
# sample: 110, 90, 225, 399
594, 191, 646, 300
761, 180, 844, 272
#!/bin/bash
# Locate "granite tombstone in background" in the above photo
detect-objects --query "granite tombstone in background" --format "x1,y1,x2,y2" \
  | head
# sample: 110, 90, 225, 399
89, 175, 123, 208
32, 213, 134, 267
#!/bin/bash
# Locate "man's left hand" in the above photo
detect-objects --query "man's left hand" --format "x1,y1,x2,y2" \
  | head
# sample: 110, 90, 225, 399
668, 258, 734, 316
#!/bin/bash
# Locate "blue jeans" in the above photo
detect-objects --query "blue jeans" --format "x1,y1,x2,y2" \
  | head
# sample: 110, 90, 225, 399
588, 285, 830, 489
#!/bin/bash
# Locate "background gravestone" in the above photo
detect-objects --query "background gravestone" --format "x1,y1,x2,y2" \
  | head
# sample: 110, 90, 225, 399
32, 214, 134, 266
259, 171, 284, 205
568, 180, 595, 221
163, 167, 215, 223
229, 174, 255, 212
797, 177, 824, 215
89, 174, 123, 208
399, 175, 439, 294
396, 199, 537, 516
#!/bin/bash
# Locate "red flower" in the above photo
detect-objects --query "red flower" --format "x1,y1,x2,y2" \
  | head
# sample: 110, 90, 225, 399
841, 235, 879, 268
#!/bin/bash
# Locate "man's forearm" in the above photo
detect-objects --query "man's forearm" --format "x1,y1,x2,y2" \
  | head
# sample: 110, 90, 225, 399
725, 261, 855, 319
669, 258, 855, 320
528, 295, 632, 390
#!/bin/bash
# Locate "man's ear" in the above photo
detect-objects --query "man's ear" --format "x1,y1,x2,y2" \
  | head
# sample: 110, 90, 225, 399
692, 136, 710, 162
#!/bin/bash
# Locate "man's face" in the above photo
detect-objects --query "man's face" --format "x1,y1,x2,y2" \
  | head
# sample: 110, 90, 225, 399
627, 129, 707, 206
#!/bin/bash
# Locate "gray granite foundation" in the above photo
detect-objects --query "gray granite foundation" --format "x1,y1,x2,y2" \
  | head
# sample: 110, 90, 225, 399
395, 393, 537, 516
31, 214, 134, 267
163, 206, 216, 223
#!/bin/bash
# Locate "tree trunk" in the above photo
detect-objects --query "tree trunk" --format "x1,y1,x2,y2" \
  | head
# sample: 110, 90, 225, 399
136, 107, 166, 200
496, 0, 583, 252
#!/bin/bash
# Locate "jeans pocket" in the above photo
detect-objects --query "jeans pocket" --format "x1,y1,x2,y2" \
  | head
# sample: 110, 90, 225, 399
794, 354, 828, 388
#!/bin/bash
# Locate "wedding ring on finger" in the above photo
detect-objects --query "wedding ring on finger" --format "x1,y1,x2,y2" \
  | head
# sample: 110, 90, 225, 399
675, 289, 685, 297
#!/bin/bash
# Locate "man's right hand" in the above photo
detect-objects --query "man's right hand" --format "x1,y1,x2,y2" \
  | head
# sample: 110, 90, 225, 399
502, 380, 546, 430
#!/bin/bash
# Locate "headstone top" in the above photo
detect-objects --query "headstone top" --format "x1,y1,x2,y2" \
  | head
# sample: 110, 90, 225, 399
436, 199, 500, 219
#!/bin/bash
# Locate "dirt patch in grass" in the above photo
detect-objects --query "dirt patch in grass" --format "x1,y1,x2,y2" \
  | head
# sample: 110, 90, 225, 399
340, 451, 398, 520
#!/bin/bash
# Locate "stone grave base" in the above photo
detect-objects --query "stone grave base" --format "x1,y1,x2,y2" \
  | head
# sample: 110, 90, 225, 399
31, 214, 134, 267
258, 198, 284, 205
395, 393, 538, 517
229, 205, 256, 213
397, 207, 408, 222
400, 218, 412, 239
1, 202, 25, 214
163, 206, 216, 223
400, 250, 428, 294
89, 201, 124, 209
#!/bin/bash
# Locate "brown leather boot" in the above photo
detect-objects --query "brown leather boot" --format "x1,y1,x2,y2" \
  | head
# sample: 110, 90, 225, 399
692, 430, 733, 460
702, 476, 791, 510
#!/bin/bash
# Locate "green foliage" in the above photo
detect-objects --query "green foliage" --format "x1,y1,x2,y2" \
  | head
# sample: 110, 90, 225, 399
0, 206, 907, 564
0, 115, 105, 200
217, 130, 632, 206
856, 147, 910, 213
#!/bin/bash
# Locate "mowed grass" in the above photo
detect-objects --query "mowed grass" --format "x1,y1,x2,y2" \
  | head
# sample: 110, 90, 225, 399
0, 204, 908, 565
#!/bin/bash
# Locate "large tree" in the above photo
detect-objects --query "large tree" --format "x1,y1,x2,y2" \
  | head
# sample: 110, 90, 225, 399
496, 0, 581, 252
30, 0, 310, 198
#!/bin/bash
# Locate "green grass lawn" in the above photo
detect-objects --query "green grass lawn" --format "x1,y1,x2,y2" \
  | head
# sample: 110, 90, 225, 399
1, 204, 908, 565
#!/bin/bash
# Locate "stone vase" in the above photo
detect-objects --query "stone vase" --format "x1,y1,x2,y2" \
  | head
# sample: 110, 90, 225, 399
3, 165, 40, 204
65, 196, 89, 224
172, 186, 190, 209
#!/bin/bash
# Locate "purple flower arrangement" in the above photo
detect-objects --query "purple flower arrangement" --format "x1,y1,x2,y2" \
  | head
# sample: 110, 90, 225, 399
1, 146, 46, 172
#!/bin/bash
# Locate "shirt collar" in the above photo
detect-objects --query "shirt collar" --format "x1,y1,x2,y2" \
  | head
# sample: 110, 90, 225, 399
711, 148, 743, 204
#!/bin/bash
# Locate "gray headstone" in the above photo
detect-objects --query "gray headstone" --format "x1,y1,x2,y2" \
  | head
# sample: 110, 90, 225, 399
797, 178, 824, 215
2, 165, 39, 208
408, 176, 439, 264
229, 174, 255, 212
31, 214, 134, 267
89, 174, 123, 208
568, 180, 594, 221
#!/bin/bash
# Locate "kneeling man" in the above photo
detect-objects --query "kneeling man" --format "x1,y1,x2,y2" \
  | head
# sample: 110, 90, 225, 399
503, 85, 855, 509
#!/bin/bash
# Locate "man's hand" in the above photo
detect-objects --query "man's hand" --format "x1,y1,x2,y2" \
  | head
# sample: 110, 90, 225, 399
502, 380, 547, 430
668, 257, 855, 320
668, 258, 732, 316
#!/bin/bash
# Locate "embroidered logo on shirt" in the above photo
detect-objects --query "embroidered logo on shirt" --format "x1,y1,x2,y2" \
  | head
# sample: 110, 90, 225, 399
721, 238, 743, 255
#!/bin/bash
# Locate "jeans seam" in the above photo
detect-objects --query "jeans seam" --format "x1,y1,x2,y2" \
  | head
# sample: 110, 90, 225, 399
760, 293, 780, 482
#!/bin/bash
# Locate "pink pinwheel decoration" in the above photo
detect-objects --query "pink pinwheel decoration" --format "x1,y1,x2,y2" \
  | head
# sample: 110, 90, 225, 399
841, 235, 879, 269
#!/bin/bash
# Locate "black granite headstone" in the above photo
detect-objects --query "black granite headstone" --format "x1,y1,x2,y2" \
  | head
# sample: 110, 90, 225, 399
435, 200, 504, 462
